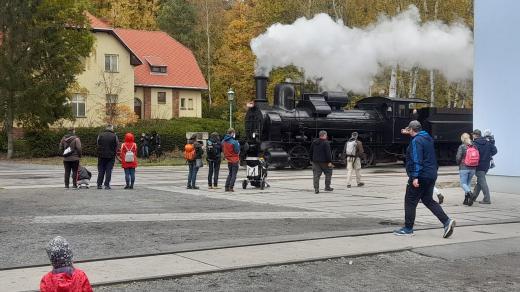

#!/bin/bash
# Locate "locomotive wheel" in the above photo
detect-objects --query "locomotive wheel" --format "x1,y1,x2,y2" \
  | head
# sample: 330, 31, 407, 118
288, 145, 310, 169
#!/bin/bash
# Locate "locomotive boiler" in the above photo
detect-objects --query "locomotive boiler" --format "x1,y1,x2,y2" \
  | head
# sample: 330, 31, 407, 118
244, 76, 472, 169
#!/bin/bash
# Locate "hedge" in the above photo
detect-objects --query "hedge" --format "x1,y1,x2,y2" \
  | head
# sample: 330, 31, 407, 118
4, 118, 241, 158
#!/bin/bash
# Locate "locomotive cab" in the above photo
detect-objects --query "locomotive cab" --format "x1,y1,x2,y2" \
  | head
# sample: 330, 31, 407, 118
356, 96, 428, 144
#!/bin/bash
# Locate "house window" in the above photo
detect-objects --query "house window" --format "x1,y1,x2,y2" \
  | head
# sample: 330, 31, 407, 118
104, 54, 119, 72
180, 98, 186, 110
106, 94, 118, 116
187, 98, 193, 110
71, 94, 86, 118
157, 92, 166, 104
151, 66, 167, 73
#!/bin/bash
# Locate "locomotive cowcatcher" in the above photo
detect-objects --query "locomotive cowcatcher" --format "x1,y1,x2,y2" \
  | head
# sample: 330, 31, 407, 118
243, 76, 472, 169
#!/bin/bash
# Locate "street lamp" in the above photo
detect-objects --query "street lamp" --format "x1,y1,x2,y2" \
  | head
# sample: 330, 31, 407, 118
227, 88, 235, 128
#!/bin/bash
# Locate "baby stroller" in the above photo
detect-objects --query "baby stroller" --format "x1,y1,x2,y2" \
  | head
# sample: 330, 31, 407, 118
242, 157, 269, 190
76, 166, 92, 189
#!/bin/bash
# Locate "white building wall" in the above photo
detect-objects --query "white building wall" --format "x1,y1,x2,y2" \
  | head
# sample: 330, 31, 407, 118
474, 0, 520, 193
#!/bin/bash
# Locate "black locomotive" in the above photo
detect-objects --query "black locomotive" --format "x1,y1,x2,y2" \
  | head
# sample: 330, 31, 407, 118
243, 76, 472, 169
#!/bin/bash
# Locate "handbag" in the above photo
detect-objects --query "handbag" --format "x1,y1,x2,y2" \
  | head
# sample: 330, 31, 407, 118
63, 146, 73, 157
196, 158, 203, 168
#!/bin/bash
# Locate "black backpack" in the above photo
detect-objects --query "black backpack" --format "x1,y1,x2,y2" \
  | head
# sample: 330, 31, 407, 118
206, 140, 218, 160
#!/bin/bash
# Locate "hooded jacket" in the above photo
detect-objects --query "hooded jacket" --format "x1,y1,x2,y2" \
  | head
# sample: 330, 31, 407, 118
120, 133, 138, 169
310, 138, 332, 163
40, 268, 92, 292
77, 166, 92, 181
97, 129, 119, 159
405, 131, 438, 180
473, 137, 498, 172
222, 134, 240, 164
41, 236, 93, 292
59, 134, 81, 162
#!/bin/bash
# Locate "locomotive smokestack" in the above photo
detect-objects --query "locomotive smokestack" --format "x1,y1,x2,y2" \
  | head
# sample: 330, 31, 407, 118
254, 76, 268, 102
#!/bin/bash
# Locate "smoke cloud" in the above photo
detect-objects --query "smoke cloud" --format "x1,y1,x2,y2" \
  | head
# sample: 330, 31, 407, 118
251, 5, 473, 93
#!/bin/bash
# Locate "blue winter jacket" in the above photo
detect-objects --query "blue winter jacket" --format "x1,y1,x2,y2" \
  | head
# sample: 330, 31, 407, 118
406, 131, 438, 180
473, 137, 498, 172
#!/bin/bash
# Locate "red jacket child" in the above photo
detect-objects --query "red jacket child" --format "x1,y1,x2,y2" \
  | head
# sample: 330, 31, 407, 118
120, 133, 138, 169
40, 236, 92, 292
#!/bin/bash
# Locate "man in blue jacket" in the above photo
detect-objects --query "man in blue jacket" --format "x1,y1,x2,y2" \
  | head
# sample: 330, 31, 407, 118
394, 121, 455, 238
470, 129, 498, 204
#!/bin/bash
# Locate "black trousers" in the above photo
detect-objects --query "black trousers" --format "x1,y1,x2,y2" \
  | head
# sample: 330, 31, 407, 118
208, 160, 221, 186
97, 158, 115, 187
312, 162, 332, 191
63, 160, 79, 187
404, 177, 449, 229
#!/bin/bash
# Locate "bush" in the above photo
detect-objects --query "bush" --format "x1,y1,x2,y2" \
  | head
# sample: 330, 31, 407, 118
8, 118, 231, 158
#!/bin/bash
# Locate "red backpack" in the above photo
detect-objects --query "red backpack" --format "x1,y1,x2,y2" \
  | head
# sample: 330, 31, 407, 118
464, 145, 480, 167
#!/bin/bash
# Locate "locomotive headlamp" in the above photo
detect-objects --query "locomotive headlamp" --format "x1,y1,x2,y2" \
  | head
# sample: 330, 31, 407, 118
227, 88, 235, 101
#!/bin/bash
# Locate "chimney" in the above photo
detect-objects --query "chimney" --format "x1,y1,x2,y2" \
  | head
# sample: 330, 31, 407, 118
254, 76, 268, 102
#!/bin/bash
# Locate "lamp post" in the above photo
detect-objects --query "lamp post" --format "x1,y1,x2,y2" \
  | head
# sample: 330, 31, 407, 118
227, 88, 235, 128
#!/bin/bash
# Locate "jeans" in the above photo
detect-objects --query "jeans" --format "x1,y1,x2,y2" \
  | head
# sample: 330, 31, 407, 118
404, 177, 449, 229
312, 162, 332, 191
346, 157, 362, 186
208, 160, 221, 186
141, 145, 149, 158
474, 170, 491, 202
63, 160, 79, 187
225, 163, 239, 189
97, 158, 115, 187
124, 168, 135, 187
459, 169, 475, 193
187, 162, 199, 187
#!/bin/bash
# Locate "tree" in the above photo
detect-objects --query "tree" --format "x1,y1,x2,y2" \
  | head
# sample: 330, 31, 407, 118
90, 0, 159, 30
157, 0, 200, 50
0, 0, 93, 158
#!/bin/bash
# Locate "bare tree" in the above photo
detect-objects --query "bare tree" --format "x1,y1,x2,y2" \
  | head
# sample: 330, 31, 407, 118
95, 71, 131, 126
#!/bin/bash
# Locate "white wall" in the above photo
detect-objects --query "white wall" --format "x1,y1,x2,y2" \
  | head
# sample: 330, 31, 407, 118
474, 0, 520, 182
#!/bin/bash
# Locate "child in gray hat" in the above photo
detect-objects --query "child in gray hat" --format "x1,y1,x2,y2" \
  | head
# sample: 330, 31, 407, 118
40, 236, 92, 292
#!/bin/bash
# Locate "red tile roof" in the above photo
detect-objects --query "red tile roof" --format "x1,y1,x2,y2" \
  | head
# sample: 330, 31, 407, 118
144, 55, 166, 67
85, 11, 111, 29
115, 29, 207, 90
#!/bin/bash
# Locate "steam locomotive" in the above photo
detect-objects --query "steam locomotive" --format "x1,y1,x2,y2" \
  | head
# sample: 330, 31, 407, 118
243, 76, 472, 169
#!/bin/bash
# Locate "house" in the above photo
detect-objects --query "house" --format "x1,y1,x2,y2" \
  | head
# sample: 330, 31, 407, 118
69, 13, 207, 127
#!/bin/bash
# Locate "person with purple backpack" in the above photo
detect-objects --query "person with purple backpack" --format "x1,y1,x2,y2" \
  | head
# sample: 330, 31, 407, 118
456, 133, 478, 206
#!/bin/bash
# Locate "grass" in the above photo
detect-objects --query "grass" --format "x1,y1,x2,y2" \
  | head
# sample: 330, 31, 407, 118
0, 153, 187, 167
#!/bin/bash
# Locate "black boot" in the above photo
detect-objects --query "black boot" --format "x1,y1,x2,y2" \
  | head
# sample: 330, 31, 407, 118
463, 193, 469, 205
467, 191, 474, 206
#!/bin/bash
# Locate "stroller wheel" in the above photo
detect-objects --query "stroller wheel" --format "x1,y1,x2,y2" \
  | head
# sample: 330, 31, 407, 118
242, 180, 248, 189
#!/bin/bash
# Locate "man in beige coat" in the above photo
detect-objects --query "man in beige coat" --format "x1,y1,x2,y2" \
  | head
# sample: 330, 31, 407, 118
344, 132, 365, 188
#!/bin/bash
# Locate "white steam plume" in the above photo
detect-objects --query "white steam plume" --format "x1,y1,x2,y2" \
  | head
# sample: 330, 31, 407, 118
251, 5, 473, 93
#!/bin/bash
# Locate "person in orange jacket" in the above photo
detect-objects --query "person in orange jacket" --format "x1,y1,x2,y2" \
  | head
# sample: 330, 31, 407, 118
40, 236, 92, 292
120, 132, 138, 189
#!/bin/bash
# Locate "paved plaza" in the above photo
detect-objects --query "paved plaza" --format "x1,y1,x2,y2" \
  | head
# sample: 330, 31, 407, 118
0, 162, 519, 291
